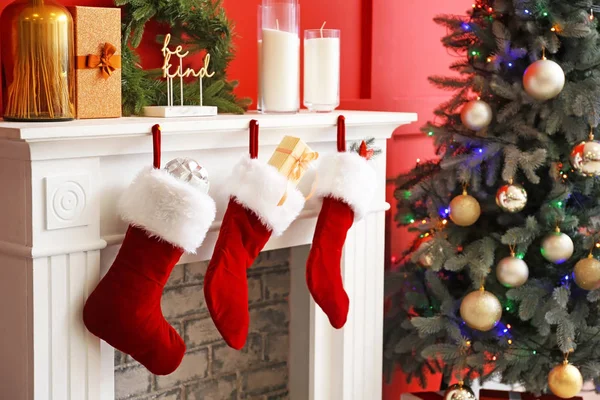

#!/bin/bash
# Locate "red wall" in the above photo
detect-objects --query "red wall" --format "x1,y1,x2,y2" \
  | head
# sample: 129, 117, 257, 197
0, 0, 468, 396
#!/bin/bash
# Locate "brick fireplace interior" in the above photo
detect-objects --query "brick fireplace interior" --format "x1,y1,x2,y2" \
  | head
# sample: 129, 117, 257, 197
114, 249, 292, 400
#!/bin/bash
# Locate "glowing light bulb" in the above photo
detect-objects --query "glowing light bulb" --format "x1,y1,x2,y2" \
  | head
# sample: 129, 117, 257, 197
508, 339, 513, 344
488, 7, 493, 12
422, 219, 427, 224
508, 62, 513, 67
487, 57, 492, 63
551, 26, 557, 32
442, 219, 448, 225
562, 174, 568, 179
524, 9, 530, 14
492, 355, 497, 361
507, 324, 512, 329
596, 242, 600, 248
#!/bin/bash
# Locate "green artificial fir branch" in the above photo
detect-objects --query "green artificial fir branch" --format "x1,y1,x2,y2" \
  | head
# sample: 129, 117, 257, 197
385, 0, 600, 394
116, 0, 250, 115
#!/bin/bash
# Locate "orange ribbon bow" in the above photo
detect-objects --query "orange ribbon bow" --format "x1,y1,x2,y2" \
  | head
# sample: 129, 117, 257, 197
277, 148, 319, 206
76, 42, 122, 79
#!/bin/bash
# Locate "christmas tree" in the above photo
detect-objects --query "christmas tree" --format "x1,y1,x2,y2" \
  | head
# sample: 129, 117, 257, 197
385, 1, 600, 397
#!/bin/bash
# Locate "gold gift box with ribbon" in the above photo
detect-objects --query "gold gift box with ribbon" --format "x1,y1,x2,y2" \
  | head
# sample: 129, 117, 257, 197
268, 136, 318, 186
70, 6, 122, 119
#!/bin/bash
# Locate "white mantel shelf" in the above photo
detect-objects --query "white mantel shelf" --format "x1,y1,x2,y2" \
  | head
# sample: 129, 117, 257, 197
0, 110, 416, 140
0, 110, 417, 400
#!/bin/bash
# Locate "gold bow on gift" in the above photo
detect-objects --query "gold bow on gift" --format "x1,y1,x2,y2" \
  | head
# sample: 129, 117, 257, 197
76, 42, 122, 79
277, 149, 319, 206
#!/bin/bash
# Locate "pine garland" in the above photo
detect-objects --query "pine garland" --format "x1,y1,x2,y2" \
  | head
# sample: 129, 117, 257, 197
116, 0, 251, 115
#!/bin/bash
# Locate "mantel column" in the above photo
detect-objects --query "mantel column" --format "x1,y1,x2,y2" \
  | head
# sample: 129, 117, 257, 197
0, 149, 107, 400
290, 139, 388, 400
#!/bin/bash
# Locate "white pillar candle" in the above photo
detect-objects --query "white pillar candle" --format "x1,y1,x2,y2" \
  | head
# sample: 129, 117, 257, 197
304, 30, 340, 112
261, 28, 300, 113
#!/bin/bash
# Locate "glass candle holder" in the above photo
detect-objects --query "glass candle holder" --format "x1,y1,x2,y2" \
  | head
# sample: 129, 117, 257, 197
304, 29, 340, 112
259, 0, 300, 114
257, 5, 263, 112
0, 0, 75, 121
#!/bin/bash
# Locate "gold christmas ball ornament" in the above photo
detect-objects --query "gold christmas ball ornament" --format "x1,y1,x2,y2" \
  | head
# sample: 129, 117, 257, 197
496, 255, 529, 288
443, 383, 476, 400
460, 289, 502, 331
523, 58, 565, 101
570, 139, 600, 177
496, 183, 527, 213
574, 255, 600, 291
541, 231, 574, 264
449, 193, 481, 227
460, 99, 493, 131
548, 362, 583, 399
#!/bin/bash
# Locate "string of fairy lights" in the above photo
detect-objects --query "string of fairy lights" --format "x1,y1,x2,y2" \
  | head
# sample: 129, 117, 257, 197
397, 2, 600, 397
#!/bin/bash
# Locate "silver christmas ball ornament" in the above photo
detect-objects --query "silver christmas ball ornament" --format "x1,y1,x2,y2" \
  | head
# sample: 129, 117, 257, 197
444, 383, 476, 400
415, 240, 443, 268
496, 255, 529, 288
460, 99, 493, 131
164, 157, 210, 193
541, 231, 574, 264
570, 140, 600, 177
496, 183, 527, 213
523, 59, 565, 101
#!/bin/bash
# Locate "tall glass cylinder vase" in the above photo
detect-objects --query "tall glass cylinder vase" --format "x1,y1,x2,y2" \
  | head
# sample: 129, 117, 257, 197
0, 0, 75, 121
259, 0, 300, 114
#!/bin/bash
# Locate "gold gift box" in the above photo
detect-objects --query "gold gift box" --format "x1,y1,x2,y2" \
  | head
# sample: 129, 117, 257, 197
70, 6, 122, 119
268, 136, 317, 185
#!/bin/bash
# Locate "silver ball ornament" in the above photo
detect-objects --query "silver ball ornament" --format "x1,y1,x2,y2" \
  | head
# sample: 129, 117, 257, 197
570, 140, 600, 177
541, 231, 574, 264
496, 183, 527, 213
523, 59, 565, 101
460, 99, 493, 131
415, 240, 443, 268
443, 383, 476, 400
496, 255, 529, 288
164, 157, 210, 193
574, 256, 600, 291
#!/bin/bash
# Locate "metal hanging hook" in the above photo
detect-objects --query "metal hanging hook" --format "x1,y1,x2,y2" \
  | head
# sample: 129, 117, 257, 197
249, 119, 259, 159
151, 124, 162, 169
337, 115, 346, 153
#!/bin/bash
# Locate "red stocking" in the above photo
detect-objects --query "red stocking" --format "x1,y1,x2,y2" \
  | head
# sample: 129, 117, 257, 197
204, 155, 305, 349
306, 152, 376, 328
83, 166, 216, 375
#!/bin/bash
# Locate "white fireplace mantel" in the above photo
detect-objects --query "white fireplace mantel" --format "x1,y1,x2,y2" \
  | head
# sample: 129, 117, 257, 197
0, 110, 417, 400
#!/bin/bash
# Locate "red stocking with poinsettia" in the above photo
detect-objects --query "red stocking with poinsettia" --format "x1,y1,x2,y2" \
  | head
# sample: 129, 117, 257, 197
83, 125, 216, 375
305, 116, 377, 328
